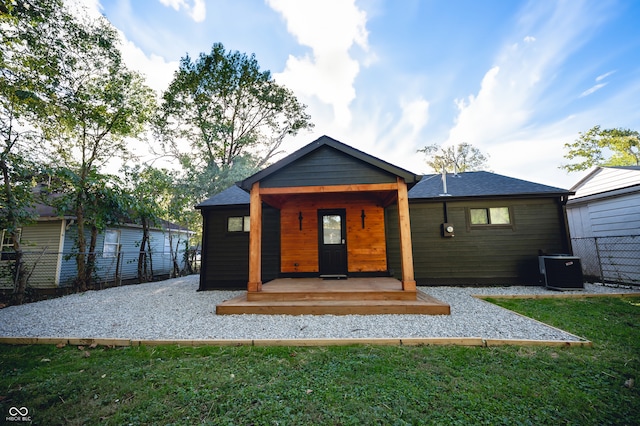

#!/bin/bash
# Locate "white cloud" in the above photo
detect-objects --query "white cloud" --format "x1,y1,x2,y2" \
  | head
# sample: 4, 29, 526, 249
119, 39, 178, 94
579, 83, 607, 98
158, 0, 206, 22
66, 0, 103, 19
444, 2, 600, 150
68, 0, 178, 95
447, 64, 532, 147
596, 70, 616, 81
267, 0, 371, 128
401, 98, 430, 136
431, 1, 621, 188
580, 70, 616, 96
380, 97, 431, 146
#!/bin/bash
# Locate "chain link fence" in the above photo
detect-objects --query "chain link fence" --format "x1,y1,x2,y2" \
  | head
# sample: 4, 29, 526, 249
0, 249, 201, 293
571, 235, 640, 286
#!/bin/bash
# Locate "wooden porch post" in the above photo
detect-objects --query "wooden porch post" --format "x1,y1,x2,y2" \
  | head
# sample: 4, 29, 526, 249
397, 177, 416, 291
248, 182, 262, 292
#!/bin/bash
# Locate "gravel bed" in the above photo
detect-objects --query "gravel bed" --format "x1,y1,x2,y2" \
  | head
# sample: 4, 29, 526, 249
0, 276, 637, 342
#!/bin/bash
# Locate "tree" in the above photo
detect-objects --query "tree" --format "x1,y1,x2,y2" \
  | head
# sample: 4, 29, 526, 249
560, 125, 640, 172
43, 10, 156, 292
156, 42, 313, 198
49, 169, 131, 286
418, 142, 490, 173
0, 0, 71, 303
164, 171, 202, 277
122, 165, 175, 282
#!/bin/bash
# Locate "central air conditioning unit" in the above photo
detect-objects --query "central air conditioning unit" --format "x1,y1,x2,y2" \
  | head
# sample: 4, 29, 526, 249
539, 256, 584, 290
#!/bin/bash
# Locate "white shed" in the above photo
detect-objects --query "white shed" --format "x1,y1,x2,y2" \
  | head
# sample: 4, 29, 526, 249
567, 166, 640, 284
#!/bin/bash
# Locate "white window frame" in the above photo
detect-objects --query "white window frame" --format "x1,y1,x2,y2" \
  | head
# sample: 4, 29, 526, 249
103, 229, 121, 258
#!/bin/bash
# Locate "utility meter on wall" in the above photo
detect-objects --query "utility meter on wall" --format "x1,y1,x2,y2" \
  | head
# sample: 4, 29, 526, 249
441, 223, 454, 238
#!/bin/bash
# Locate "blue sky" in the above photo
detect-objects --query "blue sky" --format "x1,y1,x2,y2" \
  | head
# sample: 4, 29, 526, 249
82, 0, 640, 189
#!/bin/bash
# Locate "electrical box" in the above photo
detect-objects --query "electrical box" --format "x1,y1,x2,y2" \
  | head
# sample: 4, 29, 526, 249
441, 223, 455, 238
539, 256, 584, 290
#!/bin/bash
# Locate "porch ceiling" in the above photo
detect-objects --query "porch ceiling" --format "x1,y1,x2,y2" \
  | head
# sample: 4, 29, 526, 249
259, 183, 400, 209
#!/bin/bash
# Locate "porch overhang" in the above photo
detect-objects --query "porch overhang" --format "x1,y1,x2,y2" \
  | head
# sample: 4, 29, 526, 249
247, 178, 416, 292
259, 182, 400, 209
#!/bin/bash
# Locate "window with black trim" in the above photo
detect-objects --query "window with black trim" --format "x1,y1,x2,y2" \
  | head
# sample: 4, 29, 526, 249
1, 229, 21, 261
469, 207, 511, 226
227, 216, 250, 232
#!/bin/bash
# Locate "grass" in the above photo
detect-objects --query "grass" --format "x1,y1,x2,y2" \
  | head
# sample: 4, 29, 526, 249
0, 295, 638, 425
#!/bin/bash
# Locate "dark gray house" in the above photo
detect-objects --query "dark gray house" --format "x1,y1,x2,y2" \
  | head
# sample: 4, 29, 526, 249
196, 136, 573, 291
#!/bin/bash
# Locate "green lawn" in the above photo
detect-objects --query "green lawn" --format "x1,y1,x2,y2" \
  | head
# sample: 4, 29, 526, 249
1, 296, 638, 425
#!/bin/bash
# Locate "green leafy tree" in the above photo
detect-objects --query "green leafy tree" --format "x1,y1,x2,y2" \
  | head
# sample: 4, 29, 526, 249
49, 169, 131, 286
122, 165, 175, 282
156, 42, 313, 199
164, 172, 202, 277
43, 10, 156, 292
0, 0, 71, 303
418, 142, 490, 173
179, 153, 257, 207
561, 125, 640, 172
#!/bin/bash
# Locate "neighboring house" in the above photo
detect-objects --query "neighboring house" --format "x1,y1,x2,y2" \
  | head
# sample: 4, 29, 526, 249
0, 201, 194, 293
566, 166, 640, 284
196, 136, 573, 290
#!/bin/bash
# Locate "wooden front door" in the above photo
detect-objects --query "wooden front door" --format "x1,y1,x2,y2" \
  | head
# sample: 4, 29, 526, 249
318, 209, 347, 277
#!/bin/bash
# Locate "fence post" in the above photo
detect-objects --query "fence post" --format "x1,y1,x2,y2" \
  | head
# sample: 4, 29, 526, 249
115, 245, 122, 286
594, 236, 604, 283
13, 255, 21, 292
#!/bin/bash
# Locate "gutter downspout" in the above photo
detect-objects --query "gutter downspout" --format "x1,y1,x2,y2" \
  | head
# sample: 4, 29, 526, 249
559, 195, 573, 255
54, 220, 67, 287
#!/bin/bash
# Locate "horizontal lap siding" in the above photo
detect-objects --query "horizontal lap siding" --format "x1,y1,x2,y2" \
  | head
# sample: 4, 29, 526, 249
573, 168, 640, 198
0, 221, 63, 289
201, 206, 279, 289
387, 198, 568, 285
280, 194, 387, 274
261, 146, 397, 188
55, 225, 190, 287
587, 193, 640, 237
262, 207, 281, 281
114, 227, 190, 281
23, 221, 63, 288
568, 193, 640, 284
202, 207, 249, 288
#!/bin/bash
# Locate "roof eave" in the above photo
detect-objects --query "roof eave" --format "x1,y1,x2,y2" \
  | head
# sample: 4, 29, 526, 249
409, 191, 573, 202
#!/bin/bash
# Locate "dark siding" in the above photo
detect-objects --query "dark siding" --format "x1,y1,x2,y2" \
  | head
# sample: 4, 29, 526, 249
262, 207, 281, 282
261, 146, 397, 188
199, 205, 280, 290
387, 198, 569, 285
384, 205, 402, 280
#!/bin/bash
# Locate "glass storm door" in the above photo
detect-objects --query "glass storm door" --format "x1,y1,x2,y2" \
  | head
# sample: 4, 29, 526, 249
318, 209, 347, 276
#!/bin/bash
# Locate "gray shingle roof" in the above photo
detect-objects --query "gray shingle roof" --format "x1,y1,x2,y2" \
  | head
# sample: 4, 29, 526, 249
196, 171, 571, 208
408, 171, 571, 200
195, 185, 250, 208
